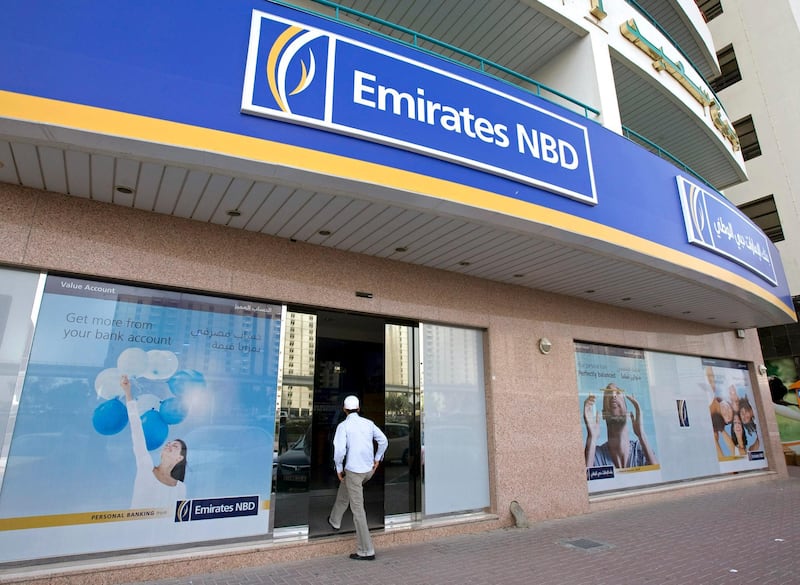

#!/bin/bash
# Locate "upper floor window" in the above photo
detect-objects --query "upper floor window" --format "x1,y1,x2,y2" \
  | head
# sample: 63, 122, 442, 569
733, 115, 762, 160
709, 45, 742, 92
696, 0, 723, 21
738, 195, 784, 243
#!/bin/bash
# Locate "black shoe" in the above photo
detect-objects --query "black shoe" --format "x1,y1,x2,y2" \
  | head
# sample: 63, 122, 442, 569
349, 553, 376, 561
327, 517, 340, 531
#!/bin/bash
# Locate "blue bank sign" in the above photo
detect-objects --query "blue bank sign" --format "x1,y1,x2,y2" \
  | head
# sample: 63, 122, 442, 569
677, 176, 777, 285
242, 9, 598, 204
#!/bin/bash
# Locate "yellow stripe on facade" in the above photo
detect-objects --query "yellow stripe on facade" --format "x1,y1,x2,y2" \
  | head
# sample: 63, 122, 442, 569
0, 508, 169, 531
0, 90, 794, 319
0, 502, 270, 530
618, 464, 661, 473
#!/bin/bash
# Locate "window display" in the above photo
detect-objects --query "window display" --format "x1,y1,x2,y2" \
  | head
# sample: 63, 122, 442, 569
577, 342, 766, 494
0, 274, 282, 561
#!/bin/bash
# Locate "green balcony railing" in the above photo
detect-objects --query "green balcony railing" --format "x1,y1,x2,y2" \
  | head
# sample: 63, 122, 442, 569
622, 126, 714, 189
272, 0, 717, 191
272, 0, 601, 120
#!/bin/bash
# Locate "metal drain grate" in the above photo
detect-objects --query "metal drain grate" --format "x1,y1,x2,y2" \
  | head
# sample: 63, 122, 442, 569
561, 538, 610, 551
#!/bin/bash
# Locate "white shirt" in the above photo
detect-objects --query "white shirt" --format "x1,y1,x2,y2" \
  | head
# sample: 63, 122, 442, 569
333, 412, 388, 474
127, 400, 186, 510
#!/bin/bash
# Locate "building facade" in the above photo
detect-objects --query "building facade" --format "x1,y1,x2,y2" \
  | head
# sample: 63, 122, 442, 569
0, 1, 795, 583
702, 0, 800, 448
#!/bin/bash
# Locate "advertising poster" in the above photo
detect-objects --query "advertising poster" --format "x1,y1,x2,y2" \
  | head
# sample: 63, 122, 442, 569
702, 358, 766, 470
575, 342, 661, 493
644, 352, 722, 483
764, 358, 800, 448
0, 276, 282, 561
578, 346, 768, 495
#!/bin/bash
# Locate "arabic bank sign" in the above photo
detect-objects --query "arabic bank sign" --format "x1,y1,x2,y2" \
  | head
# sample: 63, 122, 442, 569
677, 176, 777, 285
241, 9, 597, 204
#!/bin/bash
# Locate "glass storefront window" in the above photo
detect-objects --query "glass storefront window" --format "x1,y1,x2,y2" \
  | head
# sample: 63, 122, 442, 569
0, 274, 282, 562
421, 324, 490, 515
0, 268, 41, 466
577, 342, 767, 494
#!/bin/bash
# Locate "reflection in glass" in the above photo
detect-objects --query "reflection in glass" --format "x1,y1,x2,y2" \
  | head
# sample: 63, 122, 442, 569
384, 324, 420, 518
0, 268, 41, 465
273, 312, 316, 529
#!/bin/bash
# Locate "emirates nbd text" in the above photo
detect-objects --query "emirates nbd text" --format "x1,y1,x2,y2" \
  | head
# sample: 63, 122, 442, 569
353, 70, 580, 171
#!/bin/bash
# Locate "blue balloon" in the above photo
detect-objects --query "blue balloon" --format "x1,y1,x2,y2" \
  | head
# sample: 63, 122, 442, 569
141, 409, 169, 451
92, 398, 128, 435
160, 396, 188, 425
167, 369, 206, 396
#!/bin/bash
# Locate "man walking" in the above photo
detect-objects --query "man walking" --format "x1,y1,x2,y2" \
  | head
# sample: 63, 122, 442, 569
328, 395, 388, 561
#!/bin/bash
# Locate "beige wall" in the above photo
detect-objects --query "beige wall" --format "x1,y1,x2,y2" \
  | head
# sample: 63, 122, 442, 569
0, 183, 787, 583
710, 0, 800, 295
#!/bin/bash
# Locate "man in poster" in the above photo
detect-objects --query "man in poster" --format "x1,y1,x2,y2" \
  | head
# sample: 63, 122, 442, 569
583, 383, 658, 469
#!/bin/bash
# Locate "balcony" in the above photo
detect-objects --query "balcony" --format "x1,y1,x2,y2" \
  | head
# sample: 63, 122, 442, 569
314, 0, 745, 190
629, 0, 719, 80
611, 0, 745, 189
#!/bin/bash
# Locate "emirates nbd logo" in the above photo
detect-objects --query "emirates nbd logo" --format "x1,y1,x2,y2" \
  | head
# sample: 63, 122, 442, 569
174, 496, 259, 522
677, 176, 777, 285
243, 15, 331, 122
266, 26, 321, 113
242, 8, 598, 205
677, 176, 714, 247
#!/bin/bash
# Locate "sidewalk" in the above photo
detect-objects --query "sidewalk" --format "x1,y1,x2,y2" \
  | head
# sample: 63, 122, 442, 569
123, 468, 800, 585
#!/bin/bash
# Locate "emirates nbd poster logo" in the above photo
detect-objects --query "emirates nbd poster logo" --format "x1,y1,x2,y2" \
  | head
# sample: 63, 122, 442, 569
242, 9, 597, 205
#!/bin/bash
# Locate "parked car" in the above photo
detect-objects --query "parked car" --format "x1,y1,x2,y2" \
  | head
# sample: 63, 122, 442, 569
275, 426, 311, 491
384, 422, 410, 465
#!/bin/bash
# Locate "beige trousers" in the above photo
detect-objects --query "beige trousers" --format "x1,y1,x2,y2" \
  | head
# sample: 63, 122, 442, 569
329, 468, 375, 556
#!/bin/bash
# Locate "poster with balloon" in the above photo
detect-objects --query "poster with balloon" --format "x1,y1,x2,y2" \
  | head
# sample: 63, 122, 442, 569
0, 275, 282, 562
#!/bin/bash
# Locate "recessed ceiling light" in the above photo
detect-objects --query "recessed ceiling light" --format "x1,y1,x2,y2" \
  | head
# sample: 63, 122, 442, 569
621, 297, 631, 301
513, 274, 525, 278
458, 261, 471, 266
226, 209, 242, 217
682, 311, 692, 314
318, 230, 331, 236
395, 246, 408, 253
115, 185, 134, 195
585, 289, 595, 294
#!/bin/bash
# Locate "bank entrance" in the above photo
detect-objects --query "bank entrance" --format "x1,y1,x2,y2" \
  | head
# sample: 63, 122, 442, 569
273, 309, 421, 536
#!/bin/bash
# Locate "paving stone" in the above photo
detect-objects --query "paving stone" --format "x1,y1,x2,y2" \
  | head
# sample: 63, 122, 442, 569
121, 469, 800, 585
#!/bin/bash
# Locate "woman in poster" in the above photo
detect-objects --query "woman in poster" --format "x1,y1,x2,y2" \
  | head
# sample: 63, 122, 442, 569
738, 396, 760, 452
709, 396, 736, 457
583, 383, 658, 469
121, 375, 188, 510
730, 413, 748, 457
706, 366, 737, 458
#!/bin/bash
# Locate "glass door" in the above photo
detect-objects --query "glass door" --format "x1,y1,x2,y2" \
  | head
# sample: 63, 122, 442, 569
272, 311, 316, 531
307, 311, 386, 537
384, 323, 421, 519
272, 310, 421, 534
